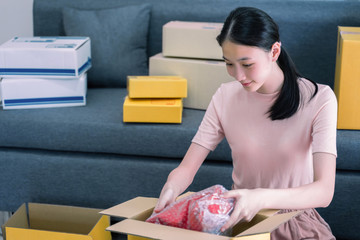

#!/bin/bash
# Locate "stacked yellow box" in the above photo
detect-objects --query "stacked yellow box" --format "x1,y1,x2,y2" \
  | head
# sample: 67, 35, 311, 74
334, 26, 360, 129
149, 21, 234, 110
123, 76, 187, 123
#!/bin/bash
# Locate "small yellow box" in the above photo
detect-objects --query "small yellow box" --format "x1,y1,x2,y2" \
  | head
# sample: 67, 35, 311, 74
2, 203, 111, 240
123, 96, 183, 123
334, 26, 360, 129
127, 76, 187, 98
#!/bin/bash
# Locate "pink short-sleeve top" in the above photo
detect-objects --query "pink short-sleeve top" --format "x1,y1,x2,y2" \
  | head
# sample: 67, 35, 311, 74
192, 78, 337, 190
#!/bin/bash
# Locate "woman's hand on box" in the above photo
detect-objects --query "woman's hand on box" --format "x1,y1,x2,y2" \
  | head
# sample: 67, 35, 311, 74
154, 185, 177, 213
220, 188, 264, 232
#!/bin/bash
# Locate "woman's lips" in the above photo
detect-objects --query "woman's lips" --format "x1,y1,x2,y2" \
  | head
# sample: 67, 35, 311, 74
241, 81, 252, 87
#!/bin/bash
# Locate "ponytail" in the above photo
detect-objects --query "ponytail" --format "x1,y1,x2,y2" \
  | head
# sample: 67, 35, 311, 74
268, 47, 318, 120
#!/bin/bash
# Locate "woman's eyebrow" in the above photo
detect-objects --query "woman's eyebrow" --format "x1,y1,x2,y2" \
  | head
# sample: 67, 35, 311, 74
223, 56, 252, 61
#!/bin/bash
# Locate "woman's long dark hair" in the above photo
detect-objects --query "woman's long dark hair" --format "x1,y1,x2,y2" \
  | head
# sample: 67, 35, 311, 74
216, 7, 318, 120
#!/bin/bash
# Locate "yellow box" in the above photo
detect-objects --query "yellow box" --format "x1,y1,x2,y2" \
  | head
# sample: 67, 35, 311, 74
149, 53, 233, 110
334, 26, 360, 129
101, 196, 301, 240
127, 76, 187, 98
123, 96, 183, 123
2, 203, 111, 240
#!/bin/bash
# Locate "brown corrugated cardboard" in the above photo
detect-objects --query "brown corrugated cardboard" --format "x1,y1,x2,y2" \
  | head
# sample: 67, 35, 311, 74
101, 196, 301, 240
162, 21, 223, 60
149, 53, 233, 110
101, 197, 158, 220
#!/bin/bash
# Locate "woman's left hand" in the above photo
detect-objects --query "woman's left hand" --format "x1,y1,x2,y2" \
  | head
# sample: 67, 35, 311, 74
220, 188, 264, 232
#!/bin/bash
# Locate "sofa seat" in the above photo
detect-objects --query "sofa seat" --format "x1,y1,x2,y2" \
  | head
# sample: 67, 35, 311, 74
0, 88, 232, 162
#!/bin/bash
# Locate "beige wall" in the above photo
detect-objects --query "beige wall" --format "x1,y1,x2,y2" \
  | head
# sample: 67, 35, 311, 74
0, 0, 34, 45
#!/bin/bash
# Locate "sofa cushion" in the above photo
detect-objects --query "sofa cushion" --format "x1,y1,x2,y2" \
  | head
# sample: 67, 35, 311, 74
62, 4, 151, 88
0, 88, 231, 162
0, 88, 358, 171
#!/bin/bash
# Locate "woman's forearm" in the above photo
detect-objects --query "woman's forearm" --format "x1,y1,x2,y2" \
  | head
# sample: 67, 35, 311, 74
221, 153, 336, 231
260, 181, 333, 210
261, 152, 336, 210
154, 143, 211, 212
164, 143, 211, 196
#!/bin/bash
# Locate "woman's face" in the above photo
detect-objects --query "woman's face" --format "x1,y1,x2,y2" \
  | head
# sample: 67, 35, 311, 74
222, 40, 282, 94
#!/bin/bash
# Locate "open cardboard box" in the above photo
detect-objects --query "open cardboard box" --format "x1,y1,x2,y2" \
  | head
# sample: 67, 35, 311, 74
101, 196, 301, 240
2, 203, 111, 240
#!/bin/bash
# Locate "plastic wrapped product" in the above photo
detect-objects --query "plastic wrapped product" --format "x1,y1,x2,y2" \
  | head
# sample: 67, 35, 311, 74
146, 185, 234, 235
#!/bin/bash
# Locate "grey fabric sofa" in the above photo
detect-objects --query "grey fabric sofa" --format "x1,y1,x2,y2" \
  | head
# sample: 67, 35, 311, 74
1, 0, 360, 239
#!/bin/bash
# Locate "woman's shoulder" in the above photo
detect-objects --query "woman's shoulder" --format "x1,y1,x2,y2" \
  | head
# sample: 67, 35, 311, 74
214, 80, 242, 96
220, 80, 240, 89
298, 78, 337, 106
209, 81, 243, 107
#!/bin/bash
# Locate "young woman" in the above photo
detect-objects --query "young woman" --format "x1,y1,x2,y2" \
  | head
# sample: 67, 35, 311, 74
154, 7, 337, 239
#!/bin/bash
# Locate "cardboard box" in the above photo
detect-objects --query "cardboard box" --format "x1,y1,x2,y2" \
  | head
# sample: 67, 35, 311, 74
127, 76, 187, 98
163, 21, 223, 60
123, 96, 183, 123
149, 53, 233, 110
1, 73, 87, 109
101, 196, 301, 240
0, 37, 91, 78
2, 203, 111, 240
334, 26, 360, 129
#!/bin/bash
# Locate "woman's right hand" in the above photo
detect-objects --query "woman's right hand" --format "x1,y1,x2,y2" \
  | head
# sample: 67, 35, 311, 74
154, 185, 177, 213
153, 143, 210, 213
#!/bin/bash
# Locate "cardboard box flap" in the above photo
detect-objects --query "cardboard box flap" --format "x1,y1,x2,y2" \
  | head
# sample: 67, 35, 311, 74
100, 197, 158, 219
107, 219, 226, 240
88, 215, 112, 240
255, 209, 279, 217
3, 203, 29, 240
237, 210, 302, 237
3, 204, 29, 229
28, 203, 101, 234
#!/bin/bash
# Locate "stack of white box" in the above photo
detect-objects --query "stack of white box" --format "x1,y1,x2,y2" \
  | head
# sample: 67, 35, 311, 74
149, 21, 234, 110
0, 37, 91, 110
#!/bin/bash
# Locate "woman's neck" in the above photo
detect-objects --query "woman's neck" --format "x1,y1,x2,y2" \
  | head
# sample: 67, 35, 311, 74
257, 63, 284, 94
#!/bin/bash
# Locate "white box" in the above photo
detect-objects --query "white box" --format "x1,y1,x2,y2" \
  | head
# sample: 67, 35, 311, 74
1, 73, 87, 109
149, 53, 233, 110
0, 37, 91, 78
163, 21, 223, 60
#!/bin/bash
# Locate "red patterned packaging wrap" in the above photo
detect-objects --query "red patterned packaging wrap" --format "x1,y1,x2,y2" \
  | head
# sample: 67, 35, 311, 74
146, 185, 234, 235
